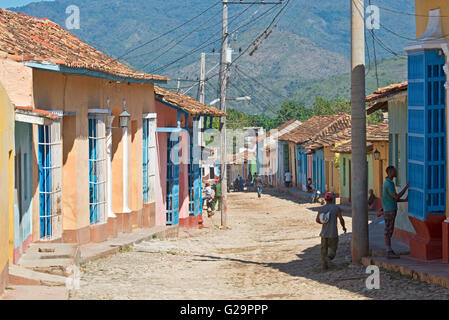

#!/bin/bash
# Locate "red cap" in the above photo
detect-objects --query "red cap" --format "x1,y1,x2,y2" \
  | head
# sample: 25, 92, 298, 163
325, 192, 334, 201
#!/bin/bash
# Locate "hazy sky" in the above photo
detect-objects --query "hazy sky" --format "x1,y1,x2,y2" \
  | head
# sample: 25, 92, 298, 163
0, 0, 46, 9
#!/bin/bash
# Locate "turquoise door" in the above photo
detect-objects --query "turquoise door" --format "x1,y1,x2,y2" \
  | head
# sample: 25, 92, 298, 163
188, 130, 202, 216
167, 135, 180, 225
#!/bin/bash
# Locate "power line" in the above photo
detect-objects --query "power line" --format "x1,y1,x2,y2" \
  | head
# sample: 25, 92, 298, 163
233, 65, 289, 100
147, 3, 280, 73
129, 4, 256, 62
377, 5, 449, 18
118, 1, 222, 59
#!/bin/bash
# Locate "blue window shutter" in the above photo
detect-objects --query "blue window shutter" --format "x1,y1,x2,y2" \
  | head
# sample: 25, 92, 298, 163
166, 135, 180, 225
408, 49, 446, 220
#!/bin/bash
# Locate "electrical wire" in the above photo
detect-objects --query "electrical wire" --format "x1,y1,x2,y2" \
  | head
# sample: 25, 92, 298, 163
147, 3, 280, 73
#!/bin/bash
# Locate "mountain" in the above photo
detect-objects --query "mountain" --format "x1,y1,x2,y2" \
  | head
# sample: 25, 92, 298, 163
10, 0, 415, 114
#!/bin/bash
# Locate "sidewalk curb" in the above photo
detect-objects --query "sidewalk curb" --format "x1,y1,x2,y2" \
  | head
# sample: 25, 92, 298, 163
80, 226, 180, 264
361, 256, 449, 289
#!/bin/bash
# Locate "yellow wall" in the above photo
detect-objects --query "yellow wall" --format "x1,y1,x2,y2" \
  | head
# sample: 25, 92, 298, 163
324, 147, 340, 194
416, 0, 449, 39
0, 82, 15, 291
372, 141, 389, 198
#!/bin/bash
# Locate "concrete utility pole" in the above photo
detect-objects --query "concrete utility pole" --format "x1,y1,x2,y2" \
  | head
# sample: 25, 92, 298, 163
350, 0, 369, 264
219, 0, 229, 228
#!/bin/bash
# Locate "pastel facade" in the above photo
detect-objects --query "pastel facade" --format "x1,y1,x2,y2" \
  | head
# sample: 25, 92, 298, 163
279, 114, 351, 192
0, 82, 14, 295
0, 8, 225, 275
403, 0, 449, 260
367, 82, 415, 242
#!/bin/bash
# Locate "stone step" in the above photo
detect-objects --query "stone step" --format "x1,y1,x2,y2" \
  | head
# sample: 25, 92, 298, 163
17, 243, 80, 277
8, 264, 68, 287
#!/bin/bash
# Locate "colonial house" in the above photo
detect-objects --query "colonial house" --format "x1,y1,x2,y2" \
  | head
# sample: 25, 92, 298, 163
0, 8, 225, 270
153, 86, 225, 227
366, 82, 414, 244
278, 113, 351, 192
330, 122, 389, 205
401, 0, 449, 261
257, 119, 302, 187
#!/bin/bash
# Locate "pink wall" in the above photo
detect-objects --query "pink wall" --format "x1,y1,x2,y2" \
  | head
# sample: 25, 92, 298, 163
155, 132, 167, 226
155, 101, 192, 224
307, 154, 313, 180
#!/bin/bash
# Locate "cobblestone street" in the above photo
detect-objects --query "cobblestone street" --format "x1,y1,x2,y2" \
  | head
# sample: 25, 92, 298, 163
71, 192, 449, 300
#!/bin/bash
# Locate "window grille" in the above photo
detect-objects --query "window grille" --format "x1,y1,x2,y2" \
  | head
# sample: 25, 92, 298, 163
166, 134, 180, 225
88, 115, 107, 225
188, 127, 202, 216
143, 116, 157, 204
38, 121, 63, 240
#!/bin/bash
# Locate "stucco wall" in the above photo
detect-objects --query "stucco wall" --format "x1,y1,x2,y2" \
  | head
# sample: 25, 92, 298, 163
0, 59, 33, 107
32, 69, 154, 237
416, 0, 449, 39
13, 122, 33, 263
0, 82, 15, 294
388, 97, 415, 234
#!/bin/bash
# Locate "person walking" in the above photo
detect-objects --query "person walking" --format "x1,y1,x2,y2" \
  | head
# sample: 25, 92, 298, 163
316, 192, 347, 270
212, 178, 222, 211
254, 174, 263, 198
284, 171, 292, 188
382, 166, 409, 259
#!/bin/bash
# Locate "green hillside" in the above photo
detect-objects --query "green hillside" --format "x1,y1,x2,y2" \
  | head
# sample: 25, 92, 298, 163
11, 0, 414, 114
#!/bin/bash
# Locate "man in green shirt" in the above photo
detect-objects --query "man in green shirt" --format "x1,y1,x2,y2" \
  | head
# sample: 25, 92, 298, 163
212, 178, 222, 211
382, 166, 409, 259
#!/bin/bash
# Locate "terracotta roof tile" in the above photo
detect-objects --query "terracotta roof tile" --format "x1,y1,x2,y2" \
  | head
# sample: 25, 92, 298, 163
15, 106, 58, 119
366, 82, 407, 103
330, 122, 389, 153
154, 86, 226, 117
279, 113, 351, 145
0, 9, 168, 82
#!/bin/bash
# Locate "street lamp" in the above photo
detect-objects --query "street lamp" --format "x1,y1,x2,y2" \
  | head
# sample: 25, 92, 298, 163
121, 98, 131, 214
373, 149, 381, 160
119, 99, 131, 128
209, 96, 251, 106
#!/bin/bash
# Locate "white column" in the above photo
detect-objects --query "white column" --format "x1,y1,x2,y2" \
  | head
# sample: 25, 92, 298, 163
107, 115, 116, 218
122, 124, 131, 213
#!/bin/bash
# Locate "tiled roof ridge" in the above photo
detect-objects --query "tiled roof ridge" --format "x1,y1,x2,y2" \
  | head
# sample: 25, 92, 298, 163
154, 86, 226, 117
366, 81, 408, 102
0, 8, 168, 82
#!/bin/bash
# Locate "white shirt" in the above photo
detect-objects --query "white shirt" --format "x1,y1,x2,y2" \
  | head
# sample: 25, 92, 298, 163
285, 172, 292, 182
204, 186, 212, 198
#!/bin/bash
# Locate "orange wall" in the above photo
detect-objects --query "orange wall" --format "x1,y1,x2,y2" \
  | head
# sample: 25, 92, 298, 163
32, 69, 155, 233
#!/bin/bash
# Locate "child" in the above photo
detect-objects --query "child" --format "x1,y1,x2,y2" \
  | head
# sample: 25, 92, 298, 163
316, 192, 347, 270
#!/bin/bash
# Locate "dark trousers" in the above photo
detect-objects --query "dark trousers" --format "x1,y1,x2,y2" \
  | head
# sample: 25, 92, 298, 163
321, 237, 338, 269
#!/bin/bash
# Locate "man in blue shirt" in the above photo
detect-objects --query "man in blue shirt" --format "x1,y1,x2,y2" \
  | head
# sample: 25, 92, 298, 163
382, 166, 409, 259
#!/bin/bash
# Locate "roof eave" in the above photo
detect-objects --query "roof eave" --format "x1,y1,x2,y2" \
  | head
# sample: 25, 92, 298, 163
25, 62, 169, 84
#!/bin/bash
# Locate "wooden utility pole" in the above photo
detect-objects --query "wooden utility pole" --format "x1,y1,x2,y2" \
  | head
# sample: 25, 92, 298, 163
219, 0, 229, 228
217, 0, 283, 228
350, 0, 369, 264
